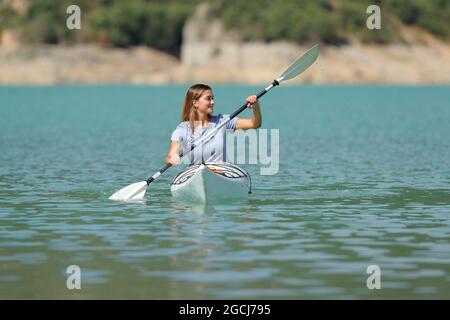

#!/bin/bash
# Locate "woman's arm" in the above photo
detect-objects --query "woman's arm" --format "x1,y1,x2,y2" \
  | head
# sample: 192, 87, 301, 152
165, 140, 181, 166
236, 95, 262, 130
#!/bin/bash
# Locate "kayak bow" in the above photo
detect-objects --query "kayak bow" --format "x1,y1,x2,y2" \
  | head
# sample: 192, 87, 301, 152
171, 162, 251, 203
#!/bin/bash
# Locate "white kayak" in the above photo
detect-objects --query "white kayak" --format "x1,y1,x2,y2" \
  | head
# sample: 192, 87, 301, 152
170, 162, 251, 203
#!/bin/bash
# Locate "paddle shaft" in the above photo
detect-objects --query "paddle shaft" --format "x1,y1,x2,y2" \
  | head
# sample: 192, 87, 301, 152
145, 79, 280, 185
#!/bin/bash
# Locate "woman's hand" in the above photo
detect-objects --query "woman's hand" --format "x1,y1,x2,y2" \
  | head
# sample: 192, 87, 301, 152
236, 95, 262, 130
166, 152, 181, 166
246, 95, 259, 109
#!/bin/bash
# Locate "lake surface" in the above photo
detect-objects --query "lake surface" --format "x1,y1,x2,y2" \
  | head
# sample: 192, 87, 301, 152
0, 85, 449, 299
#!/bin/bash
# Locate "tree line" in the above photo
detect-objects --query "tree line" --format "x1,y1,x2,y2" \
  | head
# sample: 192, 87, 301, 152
1, 0, 448, 56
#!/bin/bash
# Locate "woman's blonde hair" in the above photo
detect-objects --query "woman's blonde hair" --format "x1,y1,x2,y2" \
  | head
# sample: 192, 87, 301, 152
181, 84, 212, 132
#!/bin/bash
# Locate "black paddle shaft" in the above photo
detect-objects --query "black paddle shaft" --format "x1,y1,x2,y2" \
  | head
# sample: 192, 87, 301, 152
229, 79, 279, 119
146, 79, 280, 185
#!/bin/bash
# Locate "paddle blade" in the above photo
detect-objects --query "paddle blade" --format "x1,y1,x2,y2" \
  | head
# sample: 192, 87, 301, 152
277, 44, 319, 82
109, 181, 148, 201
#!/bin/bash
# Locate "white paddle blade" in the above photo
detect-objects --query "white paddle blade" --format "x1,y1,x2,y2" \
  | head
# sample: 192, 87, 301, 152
277, 44, 319, 82
109, 181, 148, 201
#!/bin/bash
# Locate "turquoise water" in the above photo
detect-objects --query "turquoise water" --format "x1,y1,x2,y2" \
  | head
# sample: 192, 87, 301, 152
0, 85, 449, 299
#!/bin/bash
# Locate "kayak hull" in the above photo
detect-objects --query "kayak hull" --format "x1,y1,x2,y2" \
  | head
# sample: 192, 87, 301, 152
170, 162, 251, 203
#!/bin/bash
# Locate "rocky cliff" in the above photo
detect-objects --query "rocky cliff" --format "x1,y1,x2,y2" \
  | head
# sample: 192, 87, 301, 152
178, 4, 450, 84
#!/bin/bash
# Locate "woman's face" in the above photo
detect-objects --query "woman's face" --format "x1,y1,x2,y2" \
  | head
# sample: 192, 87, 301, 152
193, 90, 214, 115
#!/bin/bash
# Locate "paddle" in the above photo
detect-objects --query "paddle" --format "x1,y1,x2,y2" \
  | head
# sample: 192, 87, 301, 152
109, 44, 320, 201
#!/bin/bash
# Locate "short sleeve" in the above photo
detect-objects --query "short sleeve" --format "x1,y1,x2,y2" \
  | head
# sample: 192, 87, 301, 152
171, 123, 187, 143
223, 114, 238, 131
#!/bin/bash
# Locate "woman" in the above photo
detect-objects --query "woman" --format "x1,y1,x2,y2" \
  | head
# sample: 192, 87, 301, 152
166, 83, 261, 166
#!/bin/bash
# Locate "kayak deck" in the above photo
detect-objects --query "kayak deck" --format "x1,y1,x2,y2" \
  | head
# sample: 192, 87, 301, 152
170, 162, 251, 203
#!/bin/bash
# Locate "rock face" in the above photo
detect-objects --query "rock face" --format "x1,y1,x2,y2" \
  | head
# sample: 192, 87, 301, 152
1, 0, 28, 14
0, 0, 28, 50
0, 45, 179, 85
313, 43, 450, 84
179, 3, 306, 83
0, 30, 22, 52
179, 3, 450, 84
